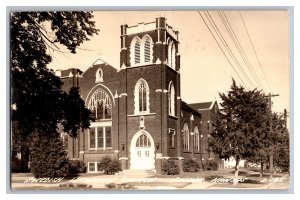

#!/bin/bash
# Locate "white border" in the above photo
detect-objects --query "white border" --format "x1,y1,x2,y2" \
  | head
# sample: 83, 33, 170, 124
3, 2, 298, 200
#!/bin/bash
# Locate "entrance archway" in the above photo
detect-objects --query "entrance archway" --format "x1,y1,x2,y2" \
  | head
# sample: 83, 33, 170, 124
130, 130, 155, 170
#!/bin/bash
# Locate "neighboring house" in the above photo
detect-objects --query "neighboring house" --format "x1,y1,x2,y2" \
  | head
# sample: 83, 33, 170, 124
223, 157, 245, 169
57, 17, 218, 173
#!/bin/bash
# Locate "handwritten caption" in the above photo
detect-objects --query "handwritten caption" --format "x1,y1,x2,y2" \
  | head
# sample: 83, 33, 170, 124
23, 176, 285, 184
24, 177, 64, 183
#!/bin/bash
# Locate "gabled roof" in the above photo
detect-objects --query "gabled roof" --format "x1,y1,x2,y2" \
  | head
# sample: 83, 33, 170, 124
181, 101, 201, 116
81, 58, 117, 76
188, 102, 214, 110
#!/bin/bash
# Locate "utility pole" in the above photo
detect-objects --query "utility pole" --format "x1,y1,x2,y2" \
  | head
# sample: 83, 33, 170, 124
267, 93, 279, 178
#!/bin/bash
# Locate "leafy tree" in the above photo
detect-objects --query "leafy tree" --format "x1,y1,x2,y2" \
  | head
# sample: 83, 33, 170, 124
246, 112, 286, 177
272, 114, 289, 172
61, 87, 92, 137
11, 11, 99, 135
209, 79, 269, 185
11, 12, 99, 177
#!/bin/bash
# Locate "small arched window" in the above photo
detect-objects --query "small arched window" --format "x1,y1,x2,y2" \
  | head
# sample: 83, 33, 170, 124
134, 79, 150, 114
168, 81, 175, 116
183, 123, 189, 150
194, 126, 200, 151
134, 40, 141, 64
95, 68, 103, 83
136, 134, 151, 147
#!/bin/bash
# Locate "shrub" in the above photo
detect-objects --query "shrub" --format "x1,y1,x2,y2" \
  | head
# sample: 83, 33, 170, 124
182, 159, 201, 172
161, 160, 180, 175
98, 156, 122, 175
205, 160, 219, 171
30, 133, 69, 178
68, 160, 87, 175
11, 156, 21, 173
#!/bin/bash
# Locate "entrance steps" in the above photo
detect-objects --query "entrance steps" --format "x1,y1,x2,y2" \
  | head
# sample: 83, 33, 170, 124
115, 169, 156, 177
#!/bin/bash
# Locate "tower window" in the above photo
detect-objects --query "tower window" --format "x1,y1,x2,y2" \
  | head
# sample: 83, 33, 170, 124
130, 35, 153, 66
139, 82, 147, 112
144, 39, 151, 62
134, 41, 141, 64
134, 79, 150, 114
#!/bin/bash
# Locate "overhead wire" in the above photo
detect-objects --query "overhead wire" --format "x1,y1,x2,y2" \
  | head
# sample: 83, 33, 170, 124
197, 11, 247, 88
204, 11, 255, 88
239, 11, 273, 92
218, 11, 265, 91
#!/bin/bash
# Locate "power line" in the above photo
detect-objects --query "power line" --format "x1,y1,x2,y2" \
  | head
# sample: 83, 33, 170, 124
197, 11, 247, 88
204, 11, 255, 88
218, 11, 265, 91
239, 11, 273, 92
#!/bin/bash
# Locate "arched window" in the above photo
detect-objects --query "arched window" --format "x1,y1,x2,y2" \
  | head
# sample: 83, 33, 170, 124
88, 88, 112, 120
134, 79, 150, 114
136, 134, 151, 147
168, 81, 175, 116
134, 40, 141, 64
168, 41, 176, 69
144, 39, 151, 63
130, 35, 153, 66
194, 126, 200, 151
183, 123, 189, 150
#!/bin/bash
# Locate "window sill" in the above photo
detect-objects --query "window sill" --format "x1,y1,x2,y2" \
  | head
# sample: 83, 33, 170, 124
130, 63, 154, 68
88, 148, 113, 151
128, 113, 156, 117
92, 119, 112, 122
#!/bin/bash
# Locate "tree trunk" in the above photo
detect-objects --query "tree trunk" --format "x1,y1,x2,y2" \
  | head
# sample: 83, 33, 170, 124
233, 158, 240, 185
269, 153, 273, 178
260, 161, 264, 178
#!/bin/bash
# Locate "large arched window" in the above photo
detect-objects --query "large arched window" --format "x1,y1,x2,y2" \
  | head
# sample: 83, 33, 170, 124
134, 79, 150, 114
168, 81, 175, 116
183, 123, 189, 150
88, 88, 112, 120
88, 87, 113, 150
194, 126, 200, 151
168, 41, 176, 69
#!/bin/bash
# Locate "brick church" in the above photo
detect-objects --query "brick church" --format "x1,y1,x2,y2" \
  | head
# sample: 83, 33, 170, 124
57, 17, 220, 173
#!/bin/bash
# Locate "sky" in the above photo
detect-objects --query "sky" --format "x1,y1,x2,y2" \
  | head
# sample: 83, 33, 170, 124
47, 10, 290, 114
